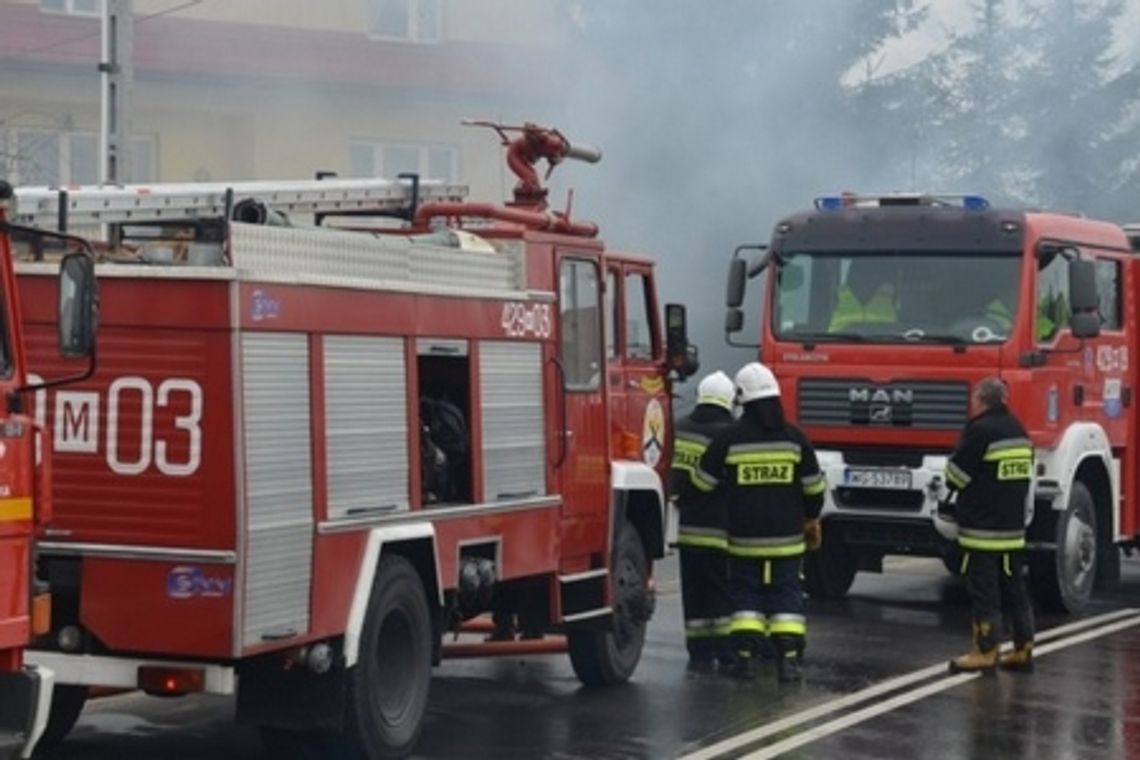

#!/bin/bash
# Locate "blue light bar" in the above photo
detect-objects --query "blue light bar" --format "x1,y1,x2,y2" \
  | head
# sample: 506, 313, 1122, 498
962, 195, 990, 210
814, 197, 844, 211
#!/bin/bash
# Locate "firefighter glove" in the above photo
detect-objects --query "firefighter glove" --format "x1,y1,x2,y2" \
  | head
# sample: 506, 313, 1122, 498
804, 518, 823, 551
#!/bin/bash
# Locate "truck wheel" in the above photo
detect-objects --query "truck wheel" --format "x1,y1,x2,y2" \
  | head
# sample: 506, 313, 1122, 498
941, 543, 964, 576
568, 522, 650, 687
33, 684, 88, 752
803, 530, 857, 598
1033, 482, 1097, 614
336, 554, 434, 759
259, 727, 327, 760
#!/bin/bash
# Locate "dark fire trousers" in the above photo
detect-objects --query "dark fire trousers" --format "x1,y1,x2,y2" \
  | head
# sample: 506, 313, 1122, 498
729, 556, 805, 660
680, 546, 733, 661
962, 549, 1034, 650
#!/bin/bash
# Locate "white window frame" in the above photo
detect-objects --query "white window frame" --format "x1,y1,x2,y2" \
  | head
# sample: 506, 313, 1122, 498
39, 0, 103, 18
348, 139, 460, 182
1, 129, 158, 186
366, 0, 443, 43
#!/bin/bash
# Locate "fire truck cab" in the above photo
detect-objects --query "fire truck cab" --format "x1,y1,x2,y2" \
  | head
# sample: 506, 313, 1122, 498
0, 182, 97, 760
727, 193, 1135, 615
12, 124, 695, 758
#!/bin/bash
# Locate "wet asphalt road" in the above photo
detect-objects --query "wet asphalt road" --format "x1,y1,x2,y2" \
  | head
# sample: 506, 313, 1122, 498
40, 555, 1140, 760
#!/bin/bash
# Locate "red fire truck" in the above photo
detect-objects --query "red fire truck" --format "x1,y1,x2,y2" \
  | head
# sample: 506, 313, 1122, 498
726, 192, 1135, 615
11, 123, 696, 758
0, 183, 97, 759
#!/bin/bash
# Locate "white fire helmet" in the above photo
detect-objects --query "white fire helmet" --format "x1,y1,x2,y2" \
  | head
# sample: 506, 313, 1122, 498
735, 362, 781, 403
696, 371, 735, 412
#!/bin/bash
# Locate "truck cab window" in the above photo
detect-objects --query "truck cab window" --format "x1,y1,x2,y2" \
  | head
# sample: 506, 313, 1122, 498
559, 259, 602, 390
624, 273, 656, 361
1036, 250, 1070, 343
1095, 259, 1122, 330
605, 268, 619, 360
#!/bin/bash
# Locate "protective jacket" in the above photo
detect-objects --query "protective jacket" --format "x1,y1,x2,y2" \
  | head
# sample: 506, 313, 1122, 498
945, 403, 1032, 551
671, 404, 734, 549
829, 282, 896, 332
696, 419, 824, 557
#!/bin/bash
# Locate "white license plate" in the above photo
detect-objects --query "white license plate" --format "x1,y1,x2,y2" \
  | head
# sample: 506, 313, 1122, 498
843, 468, 912, 490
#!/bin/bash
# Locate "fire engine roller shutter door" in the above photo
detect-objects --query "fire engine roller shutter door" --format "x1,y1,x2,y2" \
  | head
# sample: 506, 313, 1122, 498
241, 332, 314, 646
323, 336, 409, 518
480, 340, 546, 500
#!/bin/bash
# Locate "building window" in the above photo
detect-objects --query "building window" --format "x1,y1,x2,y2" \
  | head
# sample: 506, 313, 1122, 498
366, 0, 442, 42
39, 0, 103, 17
348, 140, 458, 182
2, 130, 157, 186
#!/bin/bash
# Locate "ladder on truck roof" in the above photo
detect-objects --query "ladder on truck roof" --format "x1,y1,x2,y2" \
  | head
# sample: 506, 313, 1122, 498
9, 176, 468, 230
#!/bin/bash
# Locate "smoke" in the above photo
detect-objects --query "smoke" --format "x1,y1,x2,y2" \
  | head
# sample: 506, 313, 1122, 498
531, 2, 927, 398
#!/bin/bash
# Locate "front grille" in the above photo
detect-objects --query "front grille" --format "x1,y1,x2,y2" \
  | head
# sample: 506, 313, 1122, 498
834, 487, 924, 512
829, 516, 942, 553
798, 378, 969, 429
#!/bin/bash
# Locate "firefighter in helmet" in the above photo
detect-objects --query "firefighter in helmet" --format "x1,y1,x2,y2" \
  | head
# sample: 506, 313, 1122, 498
670, 371, 737, 669
695, 362, 825, 682
943, 377, 1035, 673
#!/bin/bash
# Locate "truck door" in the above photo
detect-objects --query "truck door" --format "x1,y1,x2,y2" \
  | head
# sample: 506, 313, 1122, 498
617, 263, 668, 479
555, 254, 609, 557
1032, 245, 1084, 443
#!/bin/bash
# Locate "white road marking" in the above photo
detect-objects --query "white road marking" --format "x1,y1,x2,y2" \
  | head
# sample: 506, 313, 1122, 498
678, 607, 1140, 760
742, 613, 1140, 759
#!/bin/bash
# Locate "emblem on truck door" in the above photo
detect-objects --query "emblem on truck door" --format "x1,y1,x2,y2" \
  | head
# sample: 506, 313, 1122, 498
849, 385, 914, 426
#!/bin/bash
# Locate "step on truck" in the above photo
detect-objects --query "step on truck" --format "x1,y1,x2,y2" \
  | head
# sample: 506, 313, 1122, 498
0, 182, 97, 759
12, 122, 698, 759
726, 192, 1139, 614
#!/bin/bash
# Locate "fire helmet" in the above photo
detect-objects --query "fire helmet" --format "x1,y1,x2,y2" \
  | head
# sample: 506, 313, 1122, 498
696, 371, 735, 411
735, 362, 780, 403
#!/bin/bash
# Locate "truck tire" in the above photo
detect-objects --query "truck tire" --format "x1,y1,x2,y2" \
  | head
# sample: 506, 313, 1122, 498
568, 522, 650, 687
803, 529, 858, 599
33, 684, 88, 752
335, 554, 434, 759
1032, 482, 1097, 614
941, 543, 964, 576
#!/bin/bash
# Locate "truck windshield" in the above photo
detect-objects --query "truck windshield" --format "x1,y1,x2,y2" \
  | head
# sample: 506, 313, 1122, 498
772, 251, 1021, 345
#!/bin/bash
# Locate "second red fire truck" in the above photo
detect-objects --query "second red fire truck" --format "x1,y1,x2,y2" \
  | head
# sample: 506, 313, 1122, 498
727, 192, 1138, 615
12, 123, 696, 758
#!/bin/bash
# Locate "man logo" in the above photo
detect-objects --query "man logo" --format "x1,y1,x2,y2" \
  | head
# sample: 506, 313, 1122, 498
850, 385, 914, 426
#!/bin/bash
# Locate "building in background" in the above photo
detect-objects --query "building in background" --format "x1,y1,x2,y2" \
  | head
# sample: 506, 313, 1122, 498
0, 0, 568, 196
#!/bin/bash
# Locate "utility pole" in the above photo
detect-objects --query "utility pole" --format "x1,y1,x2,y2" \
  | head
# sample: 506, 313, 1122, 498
99, 0, 133, 185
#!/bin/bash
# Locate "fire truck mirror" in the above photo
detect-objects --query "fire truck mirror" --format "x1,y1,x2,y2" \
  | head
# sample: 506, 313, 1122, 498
726, 258, 747, 308
1070, 312, 1100, 340
1067, 258, 1098, 314
725, 307, 744, 334
58, 252, 97, 359
666, 303, 699, 379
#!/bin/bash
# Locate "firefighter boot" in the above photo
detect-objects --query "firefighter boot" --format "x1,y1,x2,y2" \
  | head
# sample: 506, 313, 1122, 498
726, 651, 756, 681
999, 642, 1034, 673
775, 636, 803, 684
949, 622, 998, 674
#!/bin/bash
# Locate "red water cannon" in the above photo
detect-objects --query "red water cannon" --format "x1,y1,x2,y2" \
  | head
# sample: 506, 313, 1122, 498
462, 120, 602, 210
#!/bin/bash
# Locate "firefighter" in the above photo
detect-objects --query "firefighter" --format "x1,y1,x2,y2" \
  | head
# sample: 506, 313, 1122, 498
829, 261, 897, 332
944, 377, 1035, 673
695, 362, 825, 683
670, 371, 736, 669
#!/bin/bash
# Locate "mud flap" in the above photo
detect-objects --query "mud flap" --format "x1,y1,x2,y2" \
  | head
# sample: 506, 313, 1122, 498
0, 665, 54, 760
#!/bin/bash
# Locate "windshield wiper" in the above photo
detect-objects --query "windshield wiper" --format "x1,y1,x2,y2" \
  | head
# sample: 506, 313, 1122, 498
786, 332, 868, 344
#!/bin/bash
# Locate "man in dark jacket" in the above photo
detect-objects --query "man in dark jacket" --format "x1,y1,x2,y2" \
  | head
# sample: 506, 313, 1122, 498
944, 377, 1035, 673
695, 362, 825, 683
670, 371, 736, 669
